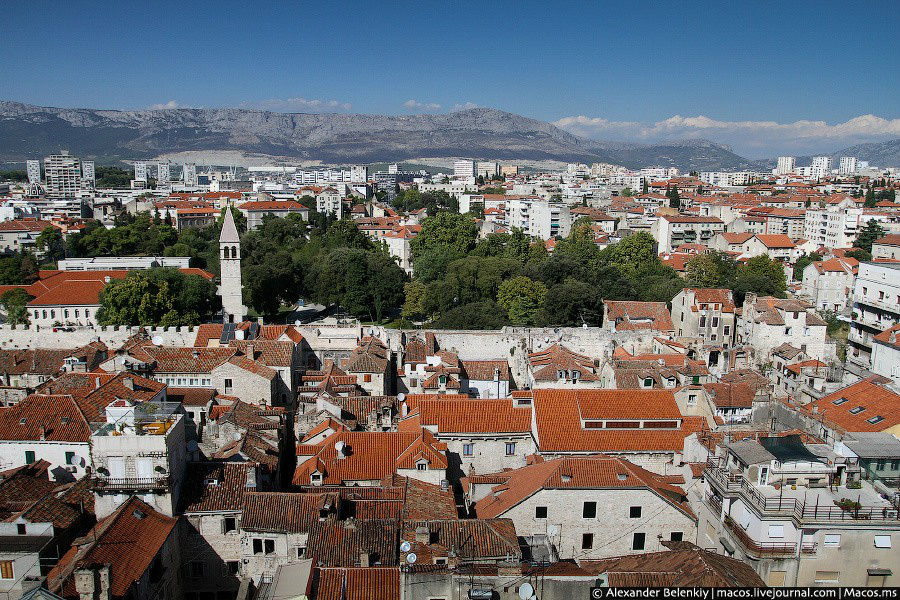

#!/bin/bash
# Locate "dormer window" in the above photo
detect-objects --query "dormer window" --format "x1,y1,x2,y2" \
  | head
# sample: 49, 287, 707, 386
416, 461, 428, 471
571, 370, 580, 381
643, 378, 653, 388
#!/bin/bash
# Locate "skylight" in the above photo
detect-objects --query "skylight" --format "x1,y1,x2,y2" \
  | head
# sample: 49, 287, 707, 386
832, 397, 848, 405
849, 406, 866, 415
866, 415, 884, 425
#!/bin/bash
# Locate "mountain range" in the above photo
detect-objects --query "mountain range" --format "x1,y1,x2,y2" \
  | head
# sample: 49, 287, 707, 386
0, 100, 896, 171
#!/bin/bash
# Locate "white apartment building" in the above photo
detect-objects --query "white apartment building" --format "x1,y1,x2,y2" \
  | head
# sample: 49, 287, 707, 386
839, 156, 858, 175
476, 161, 499, 178
810, 156, 833, 178
700, 171, 758, 186
775, 156, 796, 175
800, 257, 857, 313
26, 159, 41, 184
870, 324, 900, 387
737, 295, 828, 364
640, 167, 678, 179
453, 160, 475, 178
652, 214, 726, 253
44, 151, 82, 198
848, 262, 900, 368
804, 201, 863, 249
315, 187, 342, 218
506, 198, 571, 240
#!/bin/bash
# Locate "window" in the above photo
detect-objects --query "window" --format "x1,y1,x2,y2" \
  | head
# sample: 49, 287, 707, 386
535, 506, 547, 519
768, 525, 785, 538
264, 539, 275, 554
581, 533, 594, 549
224, 378, 233, 393
226, 561, 239, 575
867, 415, 885, 425
784, 327, 791, 336
629, 506, 642, 518
670, 532, 683, 542
832, 397, 848, 405
849, 406, 866, 415
815, 571, 840, 584
724, 326, 730, 335
699, 316, 706, 327
190, 561, 205, 578
17, 523, 26, 535
363, 374, 372, 383
222, 517, 236, 533
417, 462, 428, 471
296, 546, 306, 559
891, 460, 899, 471
462, 443, 474, 457
687, 394, 697, 406
712, 317, 719, 327
876, 460, 886, 470
643, 378, 653, 388
505, 442, 516, 456
65, 451, 75, 465
253, 539, 263, 554
824, 534, 841, 548
583, 501, 597, 519
632, 532, 646, 550
874, 535, 892, 548
0, 560, 13, 580
25, 450, 35, 464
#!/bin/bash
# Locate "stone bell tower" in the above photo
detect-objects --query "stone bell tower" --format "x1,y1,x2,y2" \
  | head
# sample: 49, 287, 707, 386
218, 207, 246, 323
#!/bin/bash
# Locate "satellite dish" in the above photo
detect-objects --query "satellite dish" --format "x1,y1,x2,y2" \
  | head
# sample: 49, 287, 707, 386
519, 583, 534, 600
335, 440, 346, 453
406, 553, 417, 564
151, 335, 164, 346
397, 392, 406, 403
400, 541, 411, 553
77, 456, 87, 468
187, 440, 199, 452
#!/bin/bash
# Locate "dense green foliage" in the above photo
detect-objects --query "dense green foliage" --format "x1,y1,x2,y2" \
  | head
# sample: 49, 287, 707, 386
405, 215, 684, 328
686, 251, 787, 304
391, 189, 458, 214
0, 288, 32, 325
855, 220, 886, 253
792, 252, 823, 281
0, 253, 38, 285
0, 170, 28, 182
97, 268, 218, 326
94, 166, 134, 188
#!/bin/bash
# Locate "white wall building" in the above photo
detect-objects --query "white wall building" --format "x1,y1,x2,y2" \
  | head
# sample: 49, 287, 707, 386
839, 156, 858, 175
775, 156, 796, 175
848, 262, 900, 368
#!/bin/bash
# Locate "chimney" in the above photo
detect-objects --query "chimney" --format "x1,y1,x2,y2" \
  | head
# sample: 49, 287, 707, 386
246, 344, 255, 359
95, 377, 102, 389
415, 525, 430, 544
245, 465, 257, 489
74, 565, 111, 600
122, 377, 134, 391
39, 426, 46, 441
359, 550, 371, 567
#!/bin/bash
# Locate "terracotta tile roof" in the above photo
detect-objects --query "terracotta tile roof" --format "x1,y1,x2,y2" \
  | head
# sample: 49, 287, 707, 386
803, 379, 900, 433
166, 386, 216, 407
579, 541, 764, 587
144, 346, 236, 373
719, 232, 753, 244
661, 252, 691, 272
874, 233, 900, 247
475, 456, 694, 520
873, 323, 900, 349
314, 567, 399, 600
528, 344, 598, 381
180, 462, 257, 513
239, 200, 307, 211
212, 429, 280, 470
345, 336, 389, 373
418, 398, 531, 433
0, 394, 91, 442
399, 519, 521, 563
46, 497, 178, 598
532, 389, 704, 453
0, 218, 55, 232
604, 301, 674, 333
459, 359, 511, 381
229, 339, 295, 367
703, 382, 754, 408
0, 343, 107, 376
785, 359, 827, 374
0, 460, 59, 520
402, 393, 470, 411
306, 519, 400, 566
241, 491, 337, 533
660, 215, 723, 224
25, 269, 212, 307
685, 288, 735, 312
292, 430, 447, 486
753, 234, 796, 248
227, 354, 277, 379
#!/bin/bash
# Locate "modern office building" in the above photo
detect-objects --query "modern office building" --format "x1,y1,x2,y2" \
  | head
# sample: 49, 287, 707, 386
839, 156, 858, 175
775, 156, 796, 175
453, 160, 475, 178
26, 159, 41, 184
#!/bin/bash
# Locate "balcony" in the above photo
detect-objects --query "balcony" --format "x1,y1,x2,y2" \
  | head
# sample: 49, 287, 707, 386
723, 516, 797, 558
91, 475, 169, 491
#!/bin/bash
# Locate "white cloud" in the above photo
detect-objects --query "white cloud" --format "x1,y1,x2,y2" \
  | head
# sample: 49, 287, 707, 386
404, 99, 442, 111
150, 100, 181, 110
240, 97, 352, 112
553, 114, 900, 157
450, 102, 479, 112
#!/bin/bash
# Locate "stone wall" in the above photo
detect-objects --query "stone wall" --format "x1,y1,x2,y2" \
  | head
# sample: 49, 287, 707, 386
0, 324, 198, 350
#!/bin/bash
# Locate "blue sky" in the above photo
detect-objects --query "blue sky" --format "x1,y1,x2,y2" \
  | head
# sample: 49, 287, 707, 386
1, 0, 898, 157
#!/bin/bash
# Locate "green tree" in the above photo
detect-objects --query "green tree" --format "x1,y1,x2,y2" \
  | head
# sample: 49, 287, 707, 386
855, 220, 886, 253
0, 253, 38, 285
497, 276, 547, 325
402, 281, 427, 322
733, 255, 787, 302
539, 280, 603, 326
410, 213, 479, 281
0, 288, 32, 325
621, 187, 634, 197
431, 300, 508, 329
97, 269, 215, 325
864, 187, 876, 208
792, 252, 823, 281
35, 226, 66, 264
667, 185, 681, 209
685, 251, 737, 288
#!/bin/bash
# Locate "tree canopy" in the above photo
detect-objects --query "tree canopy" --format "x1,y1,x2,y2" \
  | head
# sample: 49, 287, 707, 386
97, 268, 217, 326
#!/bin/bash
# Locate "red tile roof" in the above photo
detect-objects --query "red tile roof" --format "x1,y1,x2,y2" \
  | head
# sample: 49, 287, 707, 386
803, 379, 900, 433
703, 382, 754, 408
418, 398, 531, 433
315, 567, 399, 600
0, 394, 91, 442
47, 497, 178, 598
475, 455, 694, 520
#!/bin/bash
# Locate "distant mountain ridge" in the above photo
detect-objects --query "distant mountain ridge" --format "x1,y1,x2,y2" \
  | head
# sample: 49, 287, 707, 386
0, 100, 894, 170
